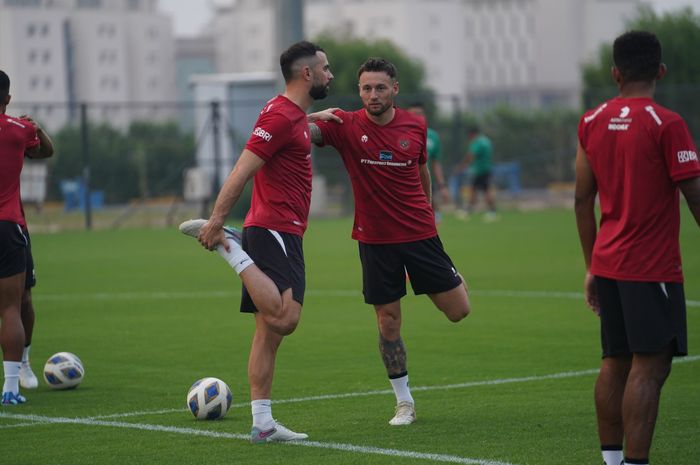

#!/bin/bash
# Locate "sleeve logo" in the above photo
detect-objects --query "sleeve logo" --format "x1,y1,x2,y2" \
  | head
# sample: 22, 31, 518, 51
253, 127, 272, 142
677, 151, 698, 163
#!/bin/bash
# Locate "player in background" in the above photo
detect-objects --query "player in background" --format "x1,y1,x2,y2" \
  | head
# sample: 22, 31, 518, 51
457, 125, 497, 221
310, 58, 470, 426
575, 31, 700, 465
17, 114, 55, 390
179, 41, 337, 443
0, 70, 49, 404
407, 103, 450, 223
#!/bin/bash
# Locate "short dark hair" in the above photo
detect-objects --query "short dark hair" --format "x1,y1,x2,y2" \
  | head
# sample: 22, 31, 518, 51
357, 57, 397, 80
613, 31, 662, 83
279, 41, 324, 83
0, 70, 10, 101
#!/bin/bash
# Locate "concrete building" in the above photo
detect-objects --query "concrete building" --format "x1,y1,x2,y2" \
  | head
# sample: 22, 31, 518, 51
0, 0, 177, 131
210, 0, 642, 113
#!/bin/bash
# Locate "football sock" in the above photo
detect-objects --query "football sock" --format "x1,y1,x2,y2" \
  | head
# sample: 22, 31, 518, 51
251, 399, 275, 430
22, 345, 31, 364
624, 459, 649, 465
601, 445, 623, 465
389, 373, 414, 404
3, 361, 21, 394
216, 239, 253, 274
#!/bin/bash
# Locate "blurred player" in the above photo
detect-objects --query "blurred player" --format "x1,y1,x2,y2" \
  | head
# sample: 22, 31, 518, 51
407, 103, 450, 223
180, 41, 336, 443
575, 31, 700, 465
0, 70, 46, 405
310, 58, 470, 426
458, 125, 497, 221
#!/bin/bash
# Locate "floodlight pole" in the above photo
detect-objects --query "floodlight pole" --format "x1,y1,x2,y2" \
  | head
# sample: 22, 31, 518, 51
80, 102, 92, 230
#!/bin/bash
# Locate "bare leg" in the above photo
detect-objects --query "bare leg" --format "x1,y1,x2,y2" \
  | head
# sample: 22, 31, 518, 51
623, 348, 673, 460
485, 187, 497, 212
0, 273, 26, 361
375, 300, 405, 376
428, 275, 470, 322
248, 311, 285, 401
468, 186, 478, 212
596, 355, 632, 446
239, 269, 301, 336
20, 289, 34, 346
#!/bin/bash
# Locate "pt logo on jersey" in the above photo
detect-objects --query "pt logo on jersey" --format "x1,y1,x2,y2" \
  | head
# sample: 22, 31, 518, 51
619, 106, 630, 118
399, 139, 410, 149
379, 151, 393, 161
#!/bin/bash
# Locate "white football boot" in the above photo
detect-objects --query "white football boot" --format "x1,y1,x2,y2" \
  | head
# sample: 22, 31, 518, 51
250, 421, 308, 444
389, 401, 416, 426
19, 361, 39, 389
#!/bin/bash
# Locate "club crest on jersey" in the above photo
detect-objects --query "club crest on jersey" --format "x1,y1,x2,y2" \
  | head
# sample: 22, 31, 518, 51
361, 135, 368, 143
399, 139, 410, 149
379, 151, 393, 161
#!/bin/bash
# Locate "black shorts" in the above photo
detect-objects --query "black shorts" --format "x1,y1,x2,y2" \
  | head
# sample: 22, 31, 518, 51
23, 229, 36, 289
358, 236, 463, 305
0, 221, 27, 279
240, 226, 305, 313
472, 173, 491, 191
596, 276, 687, 357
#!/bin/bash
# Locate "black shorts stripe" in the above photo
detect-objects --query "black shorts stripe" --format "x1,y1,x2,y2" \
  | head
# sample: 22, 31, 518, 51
239, 226, 305, 313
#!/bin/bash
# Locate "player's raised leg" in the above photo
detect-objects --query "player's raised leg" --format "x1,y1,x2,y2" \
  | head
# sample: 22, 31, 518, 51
428, 274, 470, 322
248, 308, 308, 443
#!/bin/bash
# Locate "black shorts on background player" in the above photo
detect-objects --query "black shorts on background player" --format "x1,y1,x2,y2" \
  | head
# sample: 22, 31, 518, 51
359, 236, 462, 305
0, 221, 27, 278
472, 173, 491, 191
595, 277, 687, 357
239, 226, 305, 313
22, 229, 36, 289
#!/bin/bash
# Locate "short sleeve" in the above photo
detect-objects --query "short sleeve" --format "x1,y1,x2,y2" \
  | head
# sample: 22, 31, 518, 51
244, 111, 293, 162
22, 120, 39, 149
660, 118, 700, 182
312, 110, 348, 148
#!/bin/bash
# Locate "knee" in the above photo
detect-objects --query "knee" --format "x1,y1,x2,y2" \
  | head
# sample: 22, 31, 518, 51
274, 318, 299, 336
447, 306, 470, 323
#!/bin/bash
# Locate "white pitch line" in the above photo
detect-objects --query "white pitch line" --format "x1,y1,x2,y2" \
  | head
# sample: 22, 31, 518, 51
85, 355, 700, 420
0, 412, 517, 465
32, 288, 700, 307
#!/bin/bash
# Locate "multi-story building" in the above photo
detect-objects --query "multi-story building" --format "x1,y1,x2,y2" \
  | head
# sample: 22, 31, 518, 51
210, 0, 641, 113
0, 0, 177, 131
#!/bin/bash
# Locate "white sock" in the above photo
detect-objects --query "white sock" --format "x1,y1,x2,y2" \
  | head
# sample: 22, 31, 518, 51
3, 361, 21, 394
216, 239, 254, 274
602, 448, 624, 465
22, 345, 31, 364
251, 399, 274, 430
624, 461, 648, 465
389, 374, 414, 404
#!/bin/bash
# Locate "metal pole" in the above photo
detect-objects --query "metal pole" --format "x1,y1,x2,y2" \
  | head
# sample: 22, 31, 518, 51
211, 100, 222, 199
80, 102, 92, 230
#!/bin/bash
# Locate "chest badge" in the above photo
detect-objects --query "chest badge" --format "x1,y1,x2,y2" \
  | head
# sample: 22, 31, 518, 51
399, 139, 410, 149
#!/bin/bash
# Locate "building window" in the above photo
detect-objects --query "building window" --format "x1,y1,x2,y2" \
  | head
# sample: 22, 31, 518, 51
128, 0, 140, 9
26, 23, 36, 37
30, 76, 39, 89
44, 76, 52, 89
77, 0, 102, 8
28, 50, 37, 63
40, 23, 49, 36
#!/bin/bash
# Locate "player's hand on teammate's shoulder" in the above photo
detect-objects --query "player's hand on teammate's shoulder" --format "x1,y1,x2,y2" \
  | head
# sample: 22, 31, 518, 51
307, 108, 343, 124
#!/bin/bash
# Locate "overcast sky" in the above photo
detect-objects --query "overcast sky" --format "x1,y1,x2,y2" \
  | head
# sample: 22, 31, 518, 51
158, 0, 700, 36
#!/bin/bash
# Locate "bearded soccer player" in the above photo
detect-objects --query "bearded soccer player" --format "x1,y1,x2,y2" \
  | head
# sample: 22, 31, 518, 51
309, 58, 470, 426
575, 31, 700, 465
0, 70, 47, 405
180, 41, 336, 443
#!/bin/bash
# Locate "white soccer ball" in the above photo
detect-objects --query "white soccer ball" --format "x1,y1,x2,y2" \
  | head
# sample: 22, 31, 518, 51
187, 377, 233, 420
43, 352, 85, 390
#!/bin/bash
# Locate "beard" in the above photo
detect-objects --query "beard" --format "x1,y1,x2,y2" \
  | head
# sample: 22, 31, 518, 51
365, 101, 392, 117
309, 83, 329, 100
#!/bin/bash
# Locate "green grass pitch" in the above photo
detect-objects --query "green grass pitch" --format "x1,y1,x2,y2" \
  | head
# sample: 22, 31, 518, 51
1, 209, 698, 465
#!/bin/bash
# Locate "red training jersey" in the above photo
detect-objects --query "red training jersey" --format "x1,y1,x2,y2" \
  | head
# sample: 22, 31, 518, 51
578, 97, 700, 282
314, 108, 437, 244
243, 95, 312, 237
0, 115, 39, 224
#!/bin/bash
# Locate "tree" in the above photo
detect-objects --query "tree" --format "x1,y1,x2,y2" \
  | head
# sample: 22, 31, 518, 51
582, 6, 700, 135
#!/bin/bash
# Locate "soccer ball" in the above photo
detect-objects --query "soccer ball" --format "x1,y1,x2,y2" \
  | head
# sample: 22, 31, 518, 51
187, 377, 232, 420
43, 352, 85, 390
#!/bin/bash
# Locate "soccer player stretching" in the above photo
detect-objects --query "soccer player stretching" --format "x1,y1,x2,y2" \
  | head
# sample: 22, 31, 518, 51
575, 31, 700, 465
180, 41, 336, 443
310, 58, 471, 426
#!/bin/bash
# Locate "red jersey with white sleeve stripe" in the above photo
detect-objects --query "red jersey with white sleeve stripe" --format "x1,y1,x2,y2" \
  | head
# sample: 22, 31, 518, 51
243, 95, 312, 237
0, 115, 39, 224
314, 108, 437, 244
578, 97, 700, 282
